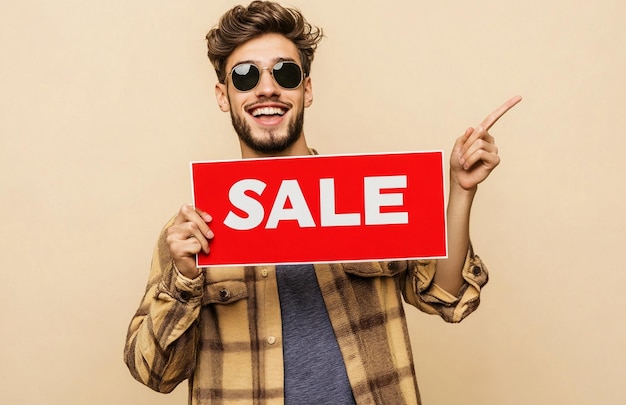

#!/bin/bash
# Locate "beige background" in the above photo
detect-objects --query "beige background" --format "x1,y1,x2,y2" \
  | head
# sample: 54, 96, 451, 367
1, 0, 624, 404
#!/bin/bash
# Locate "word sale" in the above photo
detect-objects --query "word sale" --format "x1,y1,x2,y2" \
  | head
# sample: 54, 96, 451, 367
224, 175, 409, 230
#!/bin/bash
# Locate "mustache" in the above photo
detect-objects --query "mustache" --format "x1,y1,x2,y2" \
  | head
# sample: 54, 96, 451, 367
245, 97, 292, 110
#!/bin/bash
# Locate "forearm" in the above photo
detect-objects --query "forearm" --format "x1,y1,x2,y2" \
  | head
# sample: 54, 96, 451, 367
434, 184, 477, 295
428, 96, 520, 297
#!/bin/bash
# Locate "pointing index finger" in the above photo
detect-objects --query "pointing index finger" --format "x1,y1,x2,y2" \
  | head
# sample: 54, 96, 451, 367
481, 95, 522, 131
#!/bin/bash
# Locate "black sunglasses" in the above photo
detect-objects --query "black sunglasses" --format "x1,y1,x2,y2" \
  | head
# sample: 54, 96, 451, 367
227, 61, 305, 92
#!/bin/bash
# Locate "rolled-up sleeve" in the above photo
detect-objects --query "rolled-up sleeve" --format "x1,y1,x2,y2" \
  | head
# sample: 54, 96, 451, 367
401, 243, 488, 323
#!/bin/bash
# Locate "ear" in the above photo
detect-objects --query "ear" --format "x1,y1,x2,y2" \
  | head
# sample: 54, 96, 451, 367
215, 83, 230, 112
303, 76, 313, 108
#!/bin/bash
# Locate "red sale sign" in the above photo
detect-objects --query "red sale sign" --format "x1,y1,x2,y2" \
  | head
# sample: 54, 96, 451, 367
191, 151, 447, 267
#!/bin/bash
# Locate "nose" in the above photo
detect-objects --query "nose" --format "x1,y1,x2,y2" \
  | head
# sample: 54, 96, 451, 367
254, 68, 280, 98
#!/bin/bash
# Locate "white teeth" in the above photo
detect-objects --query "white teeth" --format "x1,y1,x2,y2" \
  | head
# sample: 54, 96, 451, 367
251, 107, 285, 117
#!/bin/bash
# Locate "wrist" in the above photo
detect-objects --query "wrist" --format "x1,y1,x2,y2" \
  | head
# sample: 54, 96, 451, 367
449, 181, 477, 203
173, 260, 202, 280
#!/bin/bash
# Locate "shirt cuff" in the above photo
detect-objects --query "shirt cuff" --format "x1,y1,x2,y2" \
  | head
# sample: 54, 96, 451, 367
156, 262, 204, 304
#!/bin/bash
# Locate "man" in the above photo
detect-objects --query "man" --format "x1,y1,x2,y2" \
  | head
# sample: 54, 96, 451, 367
124, 1, 521, 404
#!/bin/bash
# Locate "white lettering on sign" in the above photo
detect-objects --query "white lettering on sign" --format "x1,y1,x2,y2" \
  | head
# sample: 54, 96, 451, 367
364, 175, 409, 225
223, 179, 266, 230
224, 175, 408, 230
266, 180, 316, 229
320, 178, 360, 226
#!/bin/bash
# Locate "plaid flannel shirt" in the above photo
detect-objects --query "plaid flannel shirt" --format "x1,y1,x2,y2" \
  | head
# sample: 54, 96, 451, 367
125, 218, 488, 404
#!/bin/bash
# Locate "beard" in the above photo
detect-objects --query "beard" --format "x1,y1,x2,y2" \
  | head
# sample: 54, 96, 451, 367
230, 106, 305, 155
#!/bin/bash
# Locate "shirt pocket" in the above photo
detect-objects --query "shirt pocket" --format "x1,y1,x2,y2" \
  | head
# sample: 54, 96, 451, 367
202, 280, 248, 305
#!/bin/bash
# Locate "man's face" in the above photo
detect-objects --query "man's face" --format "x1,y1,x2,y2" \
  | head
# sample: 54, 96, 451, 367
215, 33, 313, 157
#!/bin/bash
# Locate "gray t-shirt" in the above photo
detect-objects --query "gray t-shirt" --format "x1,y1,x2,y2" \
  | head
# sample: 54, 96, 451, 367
276, 264, 356, 405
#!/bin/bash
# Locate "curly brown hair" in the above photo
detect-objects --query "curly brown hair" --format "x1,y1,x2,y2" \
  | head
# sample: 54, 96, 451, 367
206, 1, 323, 84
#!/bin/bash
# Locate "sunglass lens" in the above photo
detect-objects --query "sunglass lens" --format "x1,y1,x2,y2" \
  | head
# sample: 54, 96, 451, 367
231, 64, 259, 92
273, 62, 302, 89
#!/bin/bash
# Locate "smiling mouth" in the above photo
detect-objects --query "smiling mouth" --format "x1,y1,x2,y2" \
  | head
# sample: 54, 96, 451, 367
250, 106, 286, 117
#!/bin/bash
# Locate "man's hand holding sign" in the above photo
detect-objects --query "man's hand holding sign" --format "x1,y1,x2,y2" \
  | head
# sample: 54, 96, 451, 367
167, 96, 521, 285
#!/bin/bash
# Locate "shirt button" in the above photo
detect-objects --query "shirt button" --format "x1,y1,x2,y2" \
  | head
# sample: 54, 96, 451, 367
261, 268, 269, 277
472, 266, 482, 276
219, 289, 230, 301
267, 336, 276, 345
